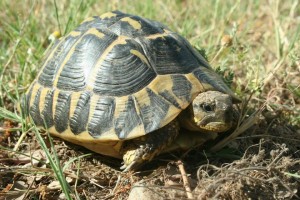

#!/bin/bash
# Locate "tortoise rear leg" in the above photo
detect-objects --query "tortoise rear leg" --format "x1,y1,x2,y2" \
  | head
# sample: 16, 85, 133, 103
120, 120, 180, 171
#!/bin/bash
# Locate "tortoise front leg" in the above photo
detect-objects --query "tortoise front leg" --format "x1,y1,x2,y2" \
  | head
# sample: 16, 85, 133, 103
120, 119, 179, 171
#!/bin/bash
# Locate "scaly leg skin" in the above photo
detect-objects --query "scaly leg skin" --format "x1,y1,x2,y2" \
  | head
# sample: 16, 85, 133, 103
120, 120, 180, 172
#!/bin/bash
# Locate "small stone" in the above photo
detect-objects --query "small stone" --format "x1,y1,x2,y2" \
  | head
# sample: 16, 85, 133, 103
128, 181, 185, 200
59, 193, 66, 200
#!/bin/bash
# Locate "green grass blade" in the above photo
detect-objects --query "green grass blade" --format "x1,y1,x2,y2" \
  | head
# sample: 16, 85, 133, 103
62, 153, 92, 172
32, 123, 73, 199
0, 107, 22, 122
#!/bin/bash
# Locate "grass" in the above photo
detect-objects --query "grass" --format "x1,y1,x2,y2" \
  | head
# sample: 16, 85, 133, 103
0, 0, 299, 199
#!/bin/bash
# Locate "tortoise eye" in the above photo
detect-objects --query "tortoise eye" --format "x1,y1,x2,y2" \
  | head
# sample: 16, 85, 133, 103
202, 104, 214, 112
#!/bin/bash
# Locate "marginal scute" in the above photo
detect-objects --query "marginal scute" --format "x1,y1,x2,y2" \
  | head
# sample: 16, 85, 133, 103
114, 95, 142, 139
138, 88, 169, 133
70, 91, 91, 134
54, 91, 71, 133
69, 92, 82, 118
24, 83, 34, 116
29, 86, 44, 126
28, 83, 42, 112
41, 89, 54, 128
88, 96, 116, 138
39, 88, 49, 115
51, 89, 60, 120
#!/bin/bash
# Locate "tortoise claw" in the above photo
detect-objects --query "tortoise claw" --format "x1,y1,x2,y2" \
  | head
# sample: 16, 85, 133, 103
120, 161, 139, 172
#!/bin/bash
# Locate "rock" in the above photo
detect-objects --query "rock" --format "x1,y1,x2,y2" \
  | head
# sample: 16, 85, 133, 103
128, 181, 185, 200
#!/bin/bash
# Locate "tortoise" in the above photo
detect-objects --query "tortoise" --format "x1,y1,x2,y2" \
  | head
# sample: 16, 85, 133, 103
22, 10, 240, 171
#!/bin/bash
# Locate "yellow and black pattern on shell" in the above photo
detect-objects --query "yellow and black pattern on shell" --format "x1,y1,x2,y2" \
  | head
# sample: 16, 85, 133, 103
24, 10, 237, 142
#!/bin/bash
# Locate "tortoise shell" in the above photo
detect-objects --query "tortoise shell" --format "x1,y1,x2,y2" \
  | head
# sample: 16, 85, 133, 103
24, 10, 238, 144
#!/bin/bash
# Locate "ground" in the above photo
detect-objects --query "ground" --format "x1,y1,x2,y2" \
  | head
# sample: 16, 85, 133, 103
0, 0, 299, 199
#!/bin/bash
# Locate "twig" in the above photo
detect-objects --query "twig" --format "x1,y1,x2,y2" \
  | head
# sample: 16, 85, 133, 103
12, 129, 30, 153
111, 175, 122, 194
210, 45, 225, 64
209, 102, 264, 152
177, 160, 194, 199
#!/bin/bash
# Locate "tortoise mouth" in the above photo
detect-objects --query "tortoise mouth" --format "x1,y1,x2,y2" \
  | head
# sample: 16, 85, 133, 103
198, 121, 231, 132
194, 117, 232, 132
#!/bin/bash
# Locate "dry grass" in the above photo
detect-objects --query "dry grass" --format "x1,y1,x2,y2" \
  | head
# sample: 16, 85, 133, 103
0, 0, 299, 199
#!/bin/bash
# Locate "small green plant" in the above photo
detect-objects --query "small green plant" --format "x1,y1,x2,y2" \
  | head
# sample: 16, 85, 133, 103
194, 46, 209, 62
215, 66, 234, 88
194, 45, 235, 88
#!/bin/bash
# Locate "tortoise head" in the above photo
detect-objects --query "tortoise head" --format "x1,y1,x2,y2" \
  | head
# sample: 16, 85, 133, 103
179, 91, 234, 132
192, 91, 233, 132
